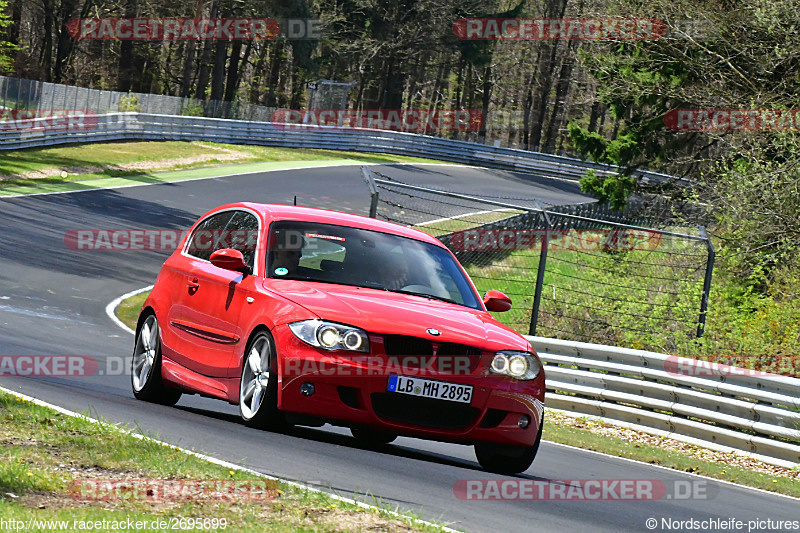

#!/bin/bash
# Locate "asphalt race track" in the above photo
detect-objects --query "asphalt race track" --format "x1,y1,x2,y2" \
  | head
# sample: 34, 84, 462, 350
0, 163, 796, 532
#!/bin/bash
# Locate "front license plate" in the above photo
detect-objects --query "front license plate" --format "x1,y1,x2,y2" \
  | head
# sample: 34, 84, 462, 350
387, 374, 473, 404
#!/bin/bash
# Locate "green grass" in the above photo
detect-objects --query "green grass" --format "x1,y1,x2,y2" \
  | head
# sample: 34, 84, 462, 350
0, 140, 451, 188
0, 392, 447, 532
467, 243, 707, 352
116, 291, 150, 332
413, 209, 525, 236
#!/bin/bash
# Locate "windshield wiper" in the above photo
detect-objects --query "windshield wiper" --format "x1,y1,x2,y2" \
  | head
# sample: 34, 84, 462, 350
386, 288, 459, 305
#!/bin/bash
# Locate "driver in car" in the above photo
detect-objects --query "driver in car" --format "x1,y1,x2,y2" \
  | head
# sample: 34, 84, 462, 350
269, 230, 304, 276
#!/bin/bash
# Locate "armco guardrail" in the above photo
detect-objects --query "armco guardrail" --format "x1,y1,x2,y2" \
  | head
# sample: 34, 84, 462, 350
0, 112, 682, 186
527, 336, 800, 465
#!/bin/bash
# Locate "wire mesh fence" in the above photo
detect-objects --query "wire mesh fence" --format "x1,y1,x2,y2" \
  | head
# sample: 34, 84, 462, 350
367, 170, 714, 353
0, 75, 283, 120
307, 80, 358, 111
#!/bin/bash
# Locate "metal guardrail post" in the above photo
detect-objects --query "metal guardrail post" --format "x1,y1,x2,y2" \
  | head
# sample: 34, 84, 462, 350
697, 226, 715, 338
530, 208, 552, 336
361, 166, 379, 218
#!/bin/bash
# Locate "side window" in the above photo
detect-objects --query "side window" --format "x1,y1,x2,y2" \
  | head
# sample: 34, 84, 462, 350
185, 211, 234, 262
225, 211, 259, 271
186, 211, 260, 271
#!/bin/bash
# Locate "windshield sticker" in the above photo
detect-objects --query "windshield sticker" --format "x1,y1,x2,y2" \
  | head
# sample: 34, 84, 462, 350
274, 267, 289, 276
305, 232, 345, 242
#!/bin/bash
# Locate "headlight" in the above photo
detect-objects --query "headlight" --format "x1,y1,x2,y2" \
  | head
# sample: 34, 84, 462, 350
288, 320, 370, 353
489, 351, 541, 380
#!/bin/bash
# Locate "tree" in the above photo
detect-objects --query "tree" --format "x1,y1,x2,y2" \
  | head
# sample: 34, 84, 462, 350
569, 0, 800, 280
0, 0, 13, 72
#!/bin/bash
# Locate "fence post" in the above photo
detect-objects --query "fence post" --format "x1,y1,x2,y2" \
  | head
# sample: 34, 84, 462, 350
529, 208, 552, 336
361, 166, 379, 218
696, 226, 715, 338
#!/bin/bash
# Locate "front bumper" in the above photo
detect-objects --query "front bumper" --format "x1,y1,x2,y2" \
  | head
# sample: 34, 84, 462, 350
273, 324, 545, 447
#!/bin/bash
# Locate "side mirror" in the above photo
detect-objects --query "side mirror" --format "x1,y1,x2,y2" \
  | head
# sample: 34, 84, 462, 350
483, 290, 512, 312
210, 249, 250, 274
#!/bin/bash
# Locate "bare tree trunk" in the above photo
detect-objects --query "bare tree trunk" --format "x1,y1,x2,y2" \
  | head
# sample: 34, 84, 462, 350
248, 42, 269, 104
478, 65, 492, 143
265, 40, 285, 107
288, 60, 306, 109
529, 0, 569, 151
224, 40, 250, 105
195, 0, 220, 100
588, 94, 602, 133
117, 0, 137, 91
7, 0, 21, 44
39, 0, 54, 81
209, 41, 227, 113
543, 38, 578, 153
523, 83, 533, 150
181, 0, 205, 98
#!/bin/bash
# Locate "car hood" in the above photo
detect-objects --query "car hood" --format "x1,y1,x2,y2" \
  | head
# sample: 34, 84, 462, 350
263, 280, 530, 352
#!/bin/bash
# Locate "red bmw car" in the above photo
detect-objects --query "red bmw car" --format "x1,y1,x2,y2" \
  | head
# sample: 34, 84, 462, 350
131, 203, 545, 473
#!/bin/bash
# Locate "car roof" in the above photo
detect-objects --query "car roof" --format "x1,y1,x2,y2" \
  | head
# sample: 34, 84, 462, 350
215, 202, 445, 247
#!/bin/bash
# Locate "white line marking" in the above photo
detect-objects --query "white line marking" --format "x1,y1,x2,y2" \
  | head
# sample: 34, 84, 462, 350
0, 161, 480, 200
0, 385, 461, 532
0, 162, 376, 199
415, 208, 519, 227
105, 284, 153, 335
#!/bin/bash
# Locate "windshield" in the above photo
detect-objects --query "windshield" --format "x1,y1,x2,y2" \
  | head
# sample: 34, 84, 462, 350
266, 221, 482, 310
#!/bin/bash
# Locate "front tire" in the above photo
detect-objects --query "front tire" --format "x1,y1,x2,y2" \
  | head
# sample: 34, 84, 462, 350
474, 423, 543, 474
239, 330, 284, 430
131, 314, 182, 406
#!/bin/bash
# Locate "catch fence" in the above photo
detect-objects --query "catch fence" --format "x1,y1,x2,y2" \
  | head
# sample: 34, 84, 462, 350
364, 169, 714, 352
0, 75, 276, 120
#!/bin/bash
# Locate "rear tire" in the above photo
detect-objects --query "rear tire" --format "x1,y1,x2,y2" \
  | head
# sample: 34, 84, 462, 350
475, 423, 542, 474
350, 427, 397, 446
131, 314, 182, 406
239, 330, 285, 430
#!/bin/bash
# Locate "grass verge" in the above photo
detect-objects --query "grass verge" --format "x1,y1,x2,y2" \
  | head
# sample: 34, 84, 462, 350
116, 291, 150, 332
0, 140, 451, 188
0, 391, 447, 532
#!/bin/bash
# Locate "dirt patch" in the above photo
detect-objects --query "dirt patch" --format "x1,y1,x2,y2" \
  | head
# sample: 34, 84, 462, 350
319, 508, 424, 532
10, 144, 256, 181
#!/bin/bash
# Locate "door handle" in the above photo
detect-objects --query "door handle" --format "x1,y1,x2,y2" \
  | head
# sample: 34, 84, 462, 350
187, 277, 200, 289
